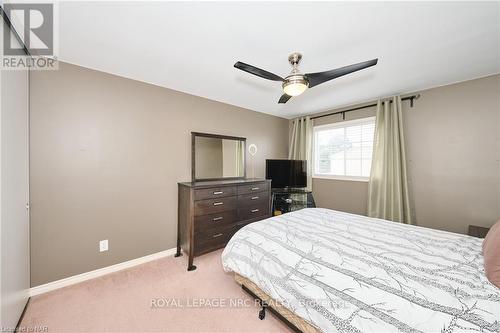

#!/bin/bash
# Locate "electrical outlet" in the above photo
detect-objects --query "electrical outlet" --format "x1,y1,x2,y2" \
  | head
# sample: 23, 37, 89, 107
99, 239, 108, 252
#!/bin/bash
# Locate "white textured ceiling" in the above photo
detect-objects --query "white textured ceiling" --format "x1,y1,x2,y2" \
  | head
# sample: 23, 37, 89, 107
57, 1, 500, 119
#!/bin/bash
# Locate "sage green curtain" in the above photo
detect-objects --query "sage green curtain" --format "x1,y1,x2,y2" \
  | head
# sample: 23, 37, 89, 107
368, 96, 413, 224
289, 116, 313, 190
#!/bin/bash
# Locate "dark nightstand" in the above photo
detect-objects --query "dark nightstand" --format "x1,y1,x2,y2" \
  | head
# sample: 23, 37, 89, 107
468, 225, 490, 238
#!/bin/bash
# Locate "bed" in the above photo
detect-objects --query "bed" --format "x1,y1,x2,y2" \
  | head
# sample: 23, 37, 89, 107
221, 208, 500, 333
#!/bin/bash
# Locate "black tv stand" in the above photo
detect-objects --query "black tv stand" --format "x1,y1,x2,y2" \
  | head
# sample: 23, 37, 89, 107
272, 187, 310, 193
271, 188, 315, 216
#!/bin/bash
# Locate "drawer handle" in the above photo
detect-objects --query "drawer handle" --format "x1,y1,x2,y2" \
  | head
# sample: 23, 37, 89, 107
251, 187, 260, 191
212, 217, 224, 221
213, 202, 224, 206
212, 233, 223, 238
251, 196, 259, 200
251, 209, 260, 213
213, 191, 224, 195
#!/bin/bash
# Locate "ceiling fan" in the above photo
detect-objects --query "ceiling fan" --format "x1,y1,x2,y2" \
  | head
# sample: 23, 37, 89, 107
234, 53, 378, 104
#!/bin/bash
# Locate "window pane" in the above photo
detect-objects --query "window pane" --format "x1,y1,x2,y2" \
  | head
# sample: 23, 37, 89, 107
318, 158, 331, 174
361, 145, 373, 159
313, 117, 375, 178
362, 123, 375, 142
362, 159, 372, 177
346, 126, 361, 142
346, 142, 361, 159
346, 159, 361, 176
332, 159, 344, 175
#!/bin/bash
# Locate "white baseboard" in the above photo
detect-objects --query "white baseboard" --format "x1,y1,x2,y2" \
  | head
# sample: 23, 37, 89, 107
29, 247, 177, 297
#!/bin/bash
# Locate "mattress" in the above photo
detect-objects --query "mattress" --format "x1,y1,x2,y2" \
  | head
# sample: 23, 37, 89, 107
221, 208, 500, 333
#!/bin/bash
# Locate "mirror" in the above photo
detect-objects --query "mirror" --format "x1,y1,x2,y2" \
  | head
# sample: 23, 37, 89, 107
192, 132, 246, 181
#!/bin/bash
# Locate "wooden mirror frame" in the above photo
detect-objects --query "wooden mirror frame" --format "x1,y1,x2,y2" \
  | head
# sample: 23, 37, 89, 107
191, 132, 247, 182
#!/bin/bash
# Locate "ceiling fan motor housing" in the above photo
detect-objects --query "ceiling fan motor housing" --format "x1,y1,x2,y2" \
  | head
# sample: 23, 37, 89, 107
288, 52, 303, 66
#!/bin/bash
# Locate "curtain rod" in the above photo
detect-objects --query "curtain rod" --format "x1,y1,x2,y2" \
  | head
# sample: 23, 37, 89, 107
307, 94, 421, 121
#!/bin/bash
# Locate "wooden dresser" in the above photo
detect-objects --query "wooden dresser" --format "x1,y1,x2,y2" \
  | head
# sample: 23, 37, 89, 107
177, 178, 271, 270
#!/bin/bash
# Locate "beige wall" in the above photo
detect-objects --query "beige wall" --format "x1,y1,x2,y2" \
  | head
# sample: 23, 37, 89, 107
30, 62, 289, 286
310, 74, 500, 235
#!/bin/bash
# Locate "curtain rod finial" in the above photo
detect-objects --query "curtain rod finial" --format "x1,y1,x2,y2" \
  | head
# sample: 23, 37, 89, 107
409, 94, 421, 107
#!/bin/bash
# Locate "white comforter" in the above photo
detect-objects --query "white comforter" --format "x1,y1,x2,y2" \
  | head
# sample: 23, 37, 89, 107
221, 208, 500, 333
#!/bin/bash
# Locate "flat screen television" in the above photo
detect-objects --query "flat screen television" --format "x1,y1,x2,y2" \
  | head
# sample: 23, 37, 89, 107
266, 159, 307, 189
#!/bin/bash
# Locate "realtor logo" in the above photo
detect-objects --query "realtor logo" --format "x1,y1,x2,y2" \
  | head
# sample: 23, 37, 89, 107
1, 2, 57, 70
3, 3, 53, 56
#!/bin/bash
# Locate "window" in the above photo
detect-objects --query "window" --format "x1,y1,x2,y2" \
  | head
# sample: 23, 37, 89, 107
313, 117, 375, 180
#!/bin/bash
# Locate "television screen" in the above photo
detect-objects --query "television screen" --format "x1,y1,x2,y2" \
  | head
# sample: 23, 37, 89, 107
266, 159, 307, 188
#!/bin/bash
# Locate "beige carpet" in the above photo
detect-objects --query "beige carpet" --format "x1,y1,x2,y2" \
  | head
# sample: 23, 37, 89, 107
20, 250, 292, 333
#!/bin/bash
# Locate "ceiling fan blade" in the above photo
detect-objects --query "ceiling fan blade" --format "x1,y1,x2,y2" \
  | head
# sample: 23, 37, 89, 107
305, 58, 378, 88
278, 94, 292, 104
234, 61, 284, 82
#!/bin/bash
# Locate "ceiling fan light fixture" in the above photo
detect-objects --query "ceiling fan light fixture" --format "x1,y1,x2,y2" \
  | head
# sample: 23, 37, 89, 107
282, 75, 309, 96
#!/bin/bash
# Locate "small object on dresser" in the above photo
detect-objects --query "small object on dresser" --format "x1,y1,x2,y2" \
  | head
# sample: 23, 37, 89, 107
468, 225, 490, 238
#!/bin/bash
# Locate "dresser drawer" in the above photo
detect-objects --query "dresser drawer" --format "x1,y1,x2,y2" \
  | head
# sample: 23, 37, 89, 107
194, 196, 237, 216
238, 203, 269, 221
194, 225, 236, 255
194, 210, 236, 233
238, 182, 269, 195
194, 186, 237, 201
237, 192, 269, 207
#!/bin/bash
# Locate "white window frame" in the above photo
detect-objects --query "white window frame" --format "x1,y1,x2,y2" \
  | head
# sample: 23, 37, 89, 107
312, 117, 375, 182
